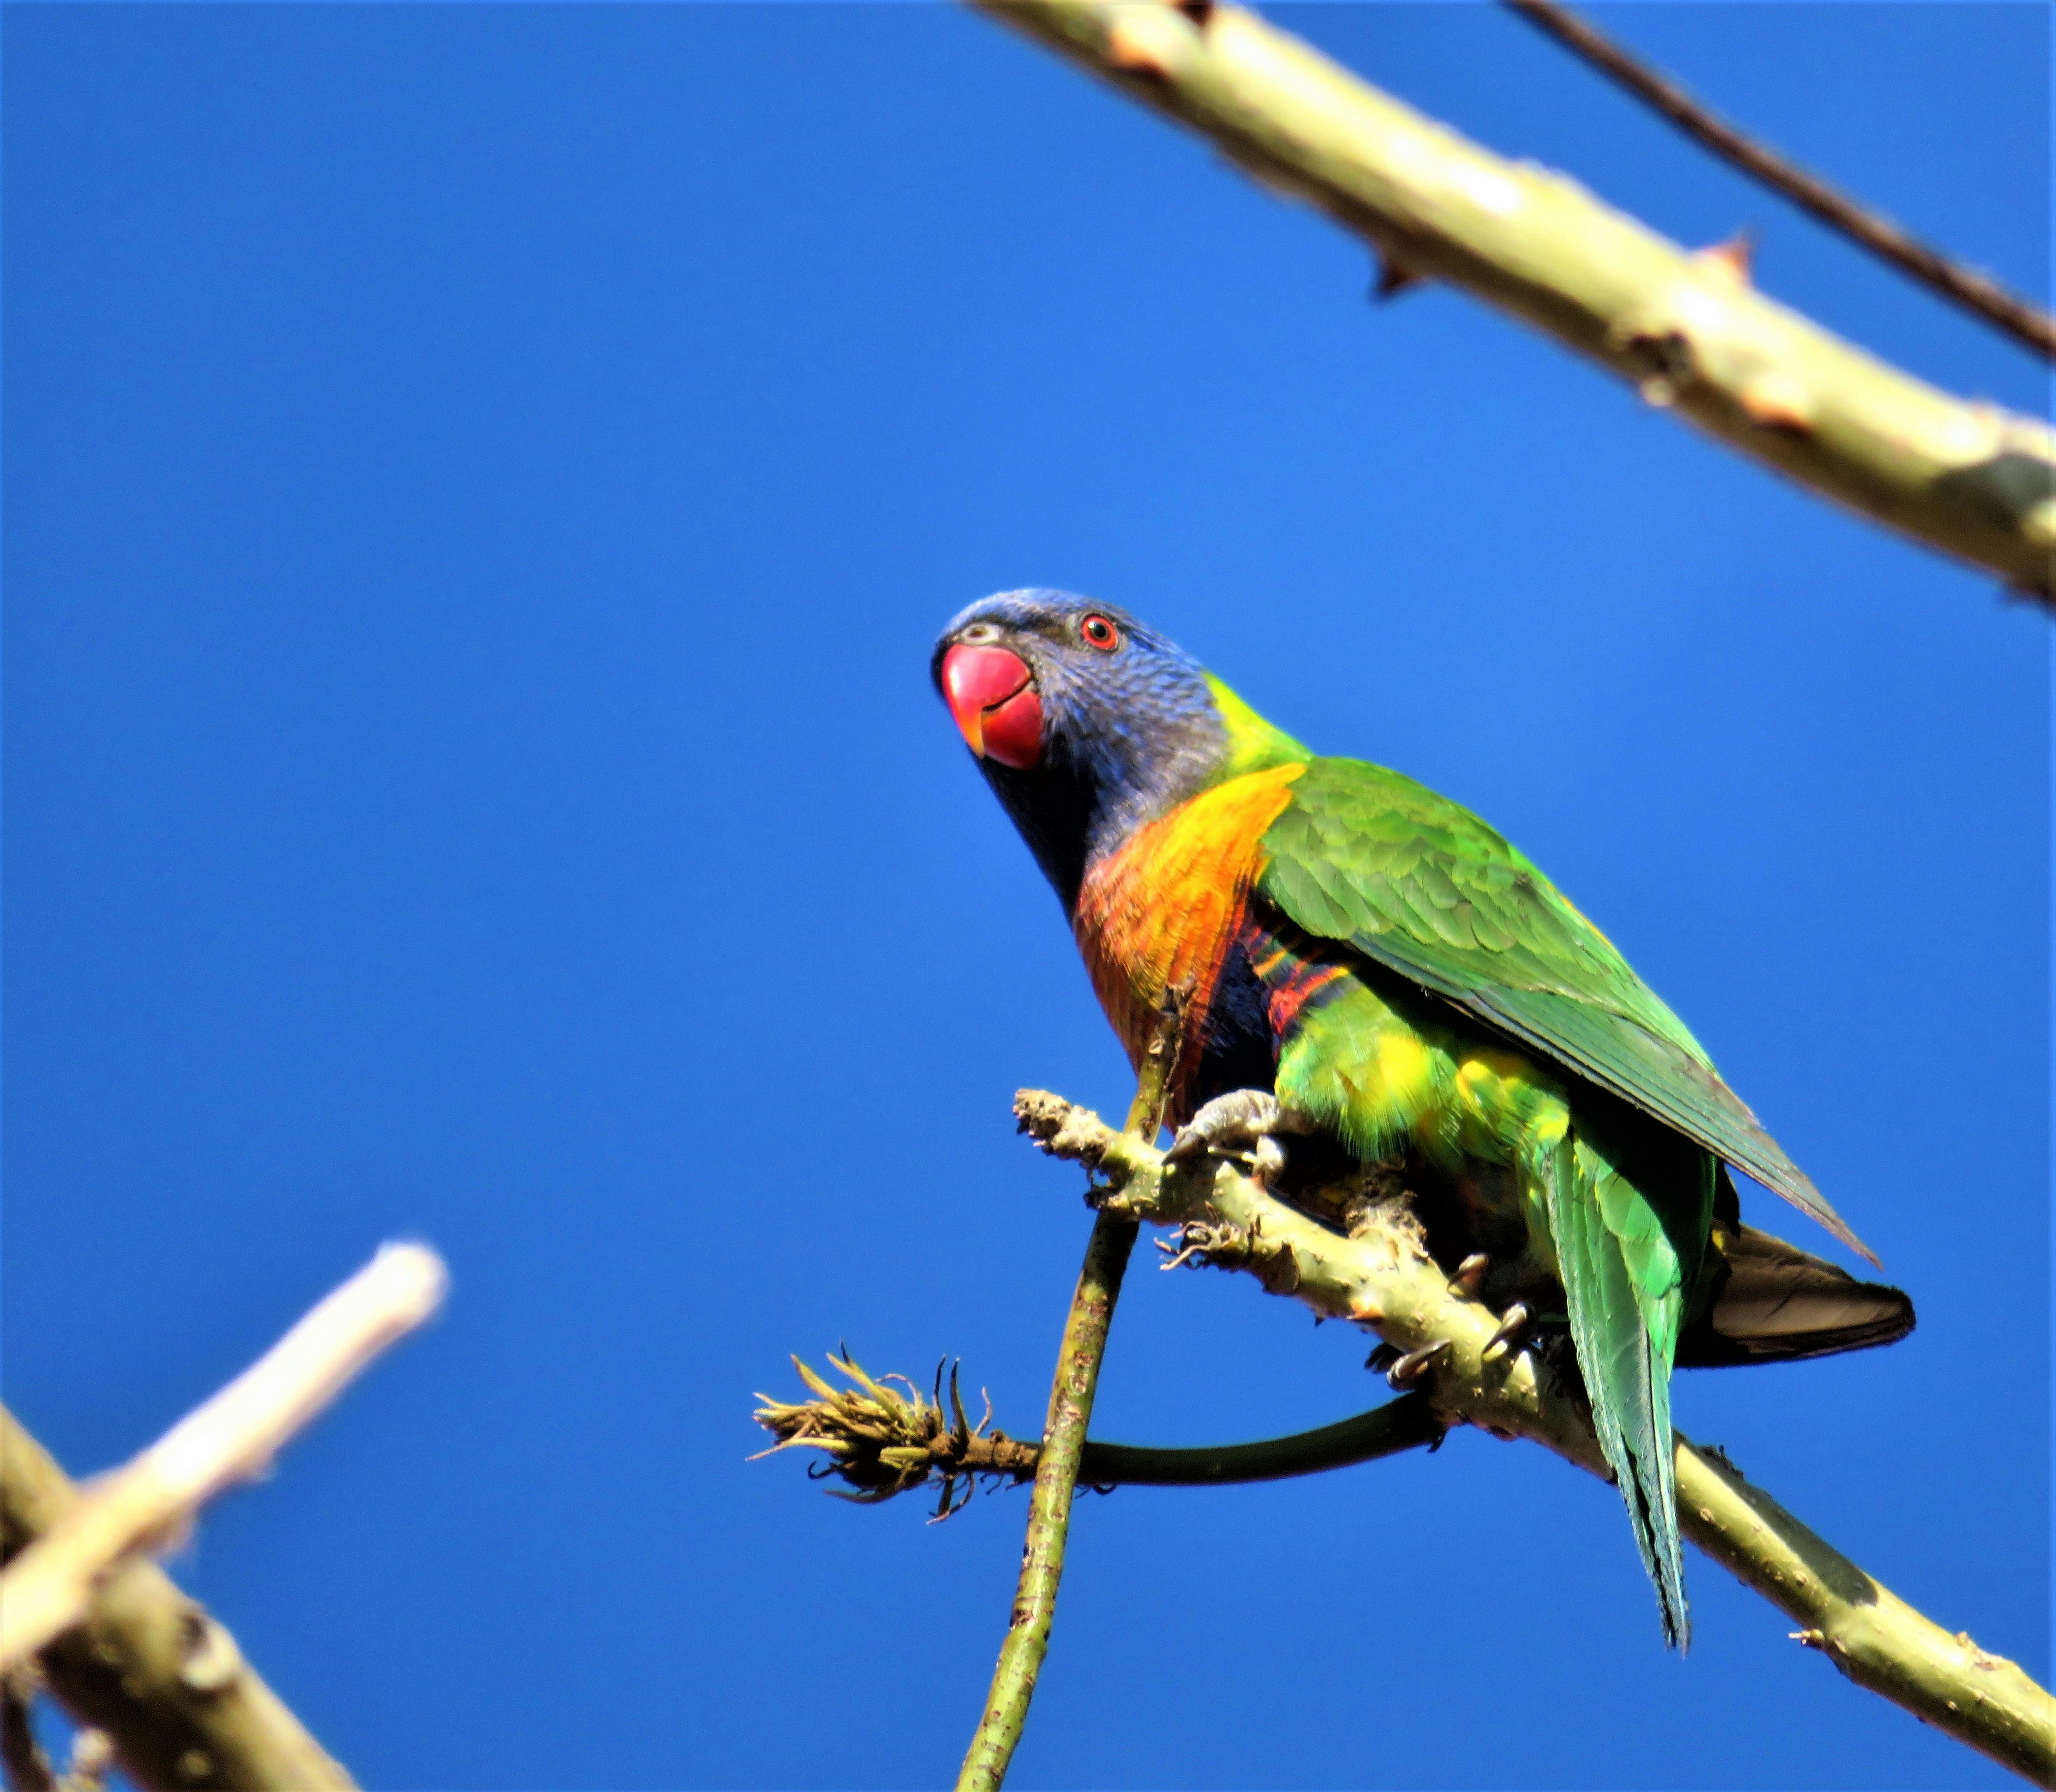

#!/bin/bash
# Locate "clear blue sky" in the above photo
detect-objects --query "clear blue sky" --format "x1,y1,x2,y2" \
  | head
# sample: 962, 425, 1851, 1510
4, 5, 2048, 1789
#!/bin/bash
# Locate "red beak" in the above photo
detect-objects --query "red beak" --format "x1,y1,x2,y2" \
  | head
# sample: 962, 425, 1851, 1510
941, 644, 1043, 769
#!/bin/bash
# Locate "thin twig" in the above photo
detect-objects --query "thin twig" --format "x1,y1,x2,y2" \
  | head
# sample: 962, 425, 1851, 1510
965, 1, 2056, 602
753, 1353, 1443, 1510
1014, 1090, 2056, 1786
1504, 0, 2055, 361
955, 1001, 1185, 1792
0, 1407, 354, 1792
1079, 1396, 1444, 1484
0, 1244, 446, 1674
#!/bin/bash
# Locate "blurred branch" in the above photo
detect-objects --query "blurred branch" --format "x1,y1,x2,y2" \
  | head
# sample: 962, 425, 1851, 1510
1, 1408, 353, 1792
0, 1243, 447, 1791
0, 1682, 59, 1792
1012, 1089, 2056, 1785
956, 1001, 1183, 1792
965, 0, 2056, 603
1504, 0, 2056, 361
753, 1352, 1443, 1516
1, 1245, 446, 1673
0, 1692, 109, 1792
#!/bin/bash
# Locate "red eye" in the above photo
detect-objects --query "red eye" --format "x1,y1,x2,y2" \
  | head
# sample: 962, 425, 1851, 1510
1080, 614, 1120, 652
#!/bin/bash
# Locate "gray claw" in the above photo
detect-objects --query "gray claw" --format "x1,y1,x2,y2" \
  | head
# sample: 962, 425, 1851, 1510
1482, 1302, 1532, 1359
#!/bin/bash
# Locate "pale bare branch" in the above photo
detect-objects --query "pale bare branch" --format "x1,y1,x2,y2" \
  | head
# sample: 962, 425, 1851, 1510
0, 1244, 446, 1675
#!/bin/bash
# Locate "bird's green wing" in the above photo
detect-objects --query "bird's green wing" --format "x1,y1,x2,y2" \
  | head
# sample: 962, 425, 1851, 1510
1551, 1132, 1691, 1646
1258, 757, 1872, 1261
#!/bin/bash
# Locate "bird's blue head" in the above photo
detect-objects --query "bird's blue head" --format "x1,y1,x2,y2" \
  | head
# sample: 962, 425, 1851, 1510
931, 589, 1306, 911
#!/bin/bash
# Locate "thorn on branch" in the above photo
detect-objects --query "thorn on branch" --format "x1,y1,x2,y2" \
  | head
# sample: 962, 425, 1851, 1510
1371, 254, 1426, 302
174, 1611, 243, 1696
1385, 1338, 1451, 1389
1693, 231, 1756, 288
1736, 372, 1816, 436
1106, 11, 1189, 82
1482, 1302, 1532, 1360
1446, 1252, 1490, 1297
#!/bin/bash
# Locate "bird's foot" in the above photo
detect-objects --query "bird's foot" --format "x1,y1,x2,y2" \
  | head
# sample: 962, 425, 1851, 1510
1164, 1089, 1313, 1185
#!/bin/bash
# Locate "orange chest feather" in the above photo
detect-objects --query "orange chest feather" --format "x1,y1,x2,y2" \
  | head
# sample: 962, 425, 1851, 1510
1072, 764, 1304, 1089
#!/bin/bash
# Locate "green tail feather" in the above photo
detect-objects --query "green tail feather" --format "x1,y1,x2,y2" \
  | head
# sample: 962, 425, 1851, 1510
1546, 1136, 1691, 1648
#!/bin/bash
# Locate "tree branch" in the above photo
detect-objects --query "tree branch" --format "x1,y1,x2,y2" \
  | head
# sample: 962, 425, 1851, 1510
965, 0, 2056, 604
753, 1352, 1443, 1516
1013, 1089, 2056, 1787
955, 1005, 1183, 1792
1, 1407, 354, 1792
0, 1244, 447, 1674
0, 1243, 447, 1792
0, 1682, 60, 1792
1504, 0, 2056, 362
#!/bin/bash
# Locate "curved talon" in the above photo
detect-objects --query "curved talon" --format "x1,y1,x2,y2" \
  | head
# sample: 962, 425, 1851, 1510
1482, 1302, 1532, 1359
1386, 1338, 1451, 1389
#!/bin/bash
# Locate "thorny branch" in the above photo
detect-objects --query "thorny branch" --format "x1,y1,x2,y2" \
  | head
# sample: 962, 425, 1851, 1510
1505, 0, 2056, 361
965, 0, 2056, 602
1011, 1089, 2056, 1787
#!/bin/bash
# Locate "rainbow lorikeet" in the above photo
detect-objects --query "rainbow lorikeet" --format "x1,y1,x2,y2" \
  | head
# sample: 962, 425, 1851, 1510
933, 589, 1912, 1647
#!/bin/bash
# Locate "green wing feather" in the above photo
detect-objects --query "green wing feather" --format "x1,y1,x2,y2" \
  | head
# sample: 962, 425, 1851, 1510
1551, 1134, 1691, 1645
1259, 759, 1873, 1263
